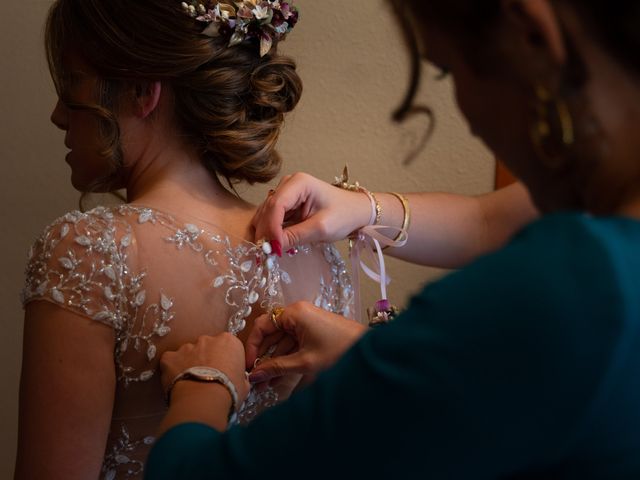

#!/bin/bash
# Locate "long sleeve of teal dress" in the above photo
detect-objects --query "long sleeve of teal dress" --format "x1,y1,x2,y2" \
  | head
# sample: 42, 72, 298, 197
145, 213, 640, 479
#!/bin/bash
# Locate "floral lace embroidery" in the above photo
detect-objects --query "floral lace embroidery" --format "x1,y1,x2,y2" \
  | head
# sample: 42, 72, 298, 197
101, 424, 155, 480
22, 205, 354, 479
121, 205, 284, 334
22, 207, 176, 386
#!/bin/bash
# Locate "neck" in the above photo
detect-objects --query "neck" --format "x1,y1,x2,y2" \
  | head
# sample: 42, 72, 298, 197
123, 132, 253, 220
115, 90, 256, 232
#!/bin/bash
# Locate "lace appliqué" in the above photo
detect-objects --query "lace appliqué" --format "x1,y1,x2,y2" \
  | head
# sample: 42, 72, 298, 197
101, 424, 154, 480
315, 244, 354, 318
123, 206, 292, 433
21, 208, 176, 386
209, 239, 285, 334
125, 205, 285, 335
22, 205, 354, 479
234, 387, 279, 425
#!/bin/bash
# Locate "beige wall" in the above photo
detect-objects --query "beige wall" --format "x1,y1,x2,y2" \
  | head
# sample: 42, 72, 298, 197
0, 0, 494, 475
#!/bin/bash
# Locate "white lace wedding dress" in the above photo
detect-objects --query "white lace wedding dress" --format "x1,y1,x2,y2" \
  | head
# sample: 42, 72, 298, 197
21, 204, 354, 479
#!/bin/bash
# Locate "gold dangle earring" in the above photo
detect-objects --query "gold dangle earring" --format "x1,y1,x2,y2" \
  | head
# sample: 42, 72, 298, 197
530, 85, 575, 169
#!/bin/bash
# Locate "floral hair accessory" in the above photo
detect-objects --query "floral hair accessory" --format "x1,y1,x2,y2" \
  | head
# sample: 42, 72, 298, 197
181, 0, 299, 57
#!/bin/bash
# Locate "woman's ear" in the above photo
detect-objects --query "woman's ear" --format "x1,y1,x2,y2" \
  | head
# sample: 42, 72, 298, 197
133, 81, 162, 119
502, 0, 567, 66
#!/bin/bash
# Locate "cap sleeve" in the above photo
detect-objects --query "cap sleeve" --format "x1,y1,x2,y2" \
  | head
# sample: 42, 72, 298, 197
22, 208, 137, 331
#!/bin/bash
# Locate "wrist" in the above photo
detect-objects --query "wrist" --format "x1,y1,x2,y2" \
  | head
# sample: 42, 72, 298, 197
349, 189, 376, 231
165, 366, 239, 420
172, 380, 233, 410
164, 381, 233, 432
331, 165, 380, 232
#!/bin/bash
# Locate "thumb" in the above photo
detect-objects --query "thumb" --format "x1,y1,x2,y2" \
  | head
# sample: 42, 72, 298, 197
248, 351, 312, 384
253, 203, 286, 253
282, 216, 331, 251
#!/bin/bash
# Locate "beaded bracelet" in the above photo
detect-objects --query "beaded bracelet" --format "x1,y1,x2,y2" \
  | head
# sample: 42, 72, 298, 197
369, 191, 383, 225
332, 165, 382, 226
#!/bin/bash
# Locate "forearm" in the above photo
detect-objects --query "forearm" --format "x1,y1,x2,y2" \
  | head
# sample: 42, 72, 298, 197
375, 182, 538, 268
148, 261, 597, 480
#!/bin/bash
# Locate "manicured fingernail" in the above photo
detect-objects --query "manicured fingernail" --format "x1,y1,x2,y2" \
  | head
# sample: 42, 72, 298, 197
249, 371, 267, 384
286, 248, 297, 256
271, 239, 282, 257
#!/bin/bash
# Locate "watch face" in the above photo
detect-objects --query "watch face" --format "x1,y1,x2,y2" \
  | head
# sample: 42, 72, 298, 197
190, 367, 217, 378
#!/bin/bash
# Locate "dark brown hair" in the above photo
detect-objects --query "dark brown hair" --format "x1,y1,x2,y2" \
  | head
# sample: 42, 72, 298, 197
45, 0, 302, 190
389, 0, 640, 115
389, 0, 640, 212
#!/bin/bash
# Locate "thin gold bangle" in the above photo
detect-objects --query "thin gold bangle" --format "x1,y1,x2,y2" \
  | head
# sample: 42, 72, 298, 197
382, 192, 411, 251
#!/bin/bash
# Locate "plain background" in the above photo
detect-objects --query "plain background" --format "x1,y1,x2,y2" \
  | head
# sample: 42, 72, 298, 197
0, 0, 494, 475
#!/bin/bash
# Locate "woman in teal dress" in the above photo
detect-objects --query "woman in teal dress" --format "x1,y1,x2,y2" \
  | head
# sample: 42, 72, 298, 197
145, 0, 640, 478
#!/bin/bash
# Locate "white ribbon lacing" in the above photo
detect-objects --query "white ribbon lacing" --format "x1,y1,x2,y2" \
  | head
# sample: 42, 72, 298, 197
349, 224, 409, 323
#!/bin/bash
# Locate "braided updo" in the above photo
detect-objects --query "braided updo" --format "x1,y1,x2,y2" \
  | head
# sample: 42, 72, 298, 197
45, 0, 302, 188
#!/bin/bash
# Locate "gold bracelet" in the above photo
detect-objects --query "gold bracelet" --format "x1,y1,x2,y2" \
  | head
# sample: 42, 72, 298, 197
382, 192, 411, 251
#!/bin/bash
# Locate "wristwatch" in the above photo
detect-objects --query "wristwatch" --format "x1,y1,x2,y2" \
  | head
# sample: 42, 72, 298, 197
165, 366, 239, 420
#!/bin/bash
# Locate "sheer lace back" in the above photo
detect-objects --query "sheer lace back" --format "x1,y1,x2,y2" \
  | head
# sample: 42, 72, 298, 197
22, 205, 353, 479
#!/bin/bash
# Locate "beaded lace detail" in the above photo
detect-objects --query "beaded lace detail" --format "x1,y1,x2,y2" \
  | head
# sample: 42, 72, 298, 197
102, 424, 155, 480
22, 205, 353, 479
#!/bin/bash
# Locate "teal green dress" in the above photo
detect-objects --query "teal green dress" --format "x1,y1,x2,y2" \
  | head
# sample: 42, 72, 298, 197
145, 213, 640, 479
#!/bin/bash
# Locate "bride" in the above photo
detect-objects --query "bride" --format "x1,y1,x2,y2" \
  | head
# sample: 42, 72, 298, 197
17, 1, 352, 479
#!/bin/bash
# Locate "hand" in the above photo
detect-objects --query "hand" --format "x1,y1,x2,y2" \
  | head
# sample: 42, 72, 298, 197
160, 333, 251, 407
251, 172, 372, 251
245, 301, 368, 386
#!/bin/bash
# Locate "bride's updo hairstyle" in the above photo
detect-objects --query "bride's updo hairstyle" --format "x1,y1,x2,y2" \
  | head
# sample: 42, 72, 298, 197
45, 0, 302, 188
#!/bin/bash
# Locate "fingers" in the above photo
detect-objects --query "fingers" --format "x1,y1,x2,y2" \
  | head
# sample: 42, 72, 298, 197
248, 351, 314, 384
251, 175, 295, 248
245, 313, 281, 369
255, 199, 290, 249
276, 174, 294, 188
256, 331, 286, 358
252, 173, 325, 251
248, 331, 295, 370
256, 332, 297, 360
281, 214, 331, 250
249, 334, 298, 392
270, 334, 297, 358
245, 301, 316, 369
